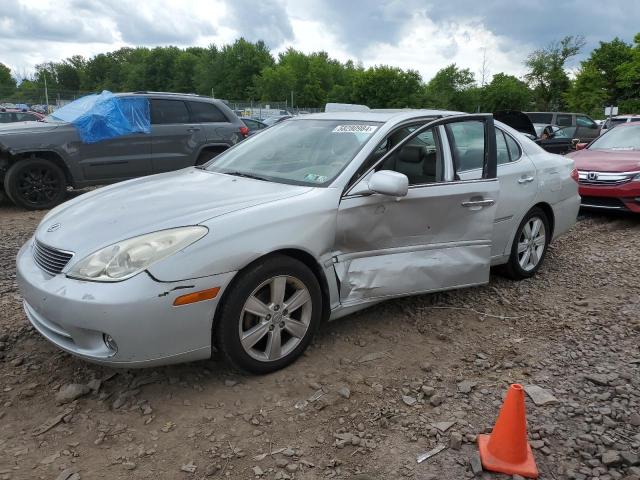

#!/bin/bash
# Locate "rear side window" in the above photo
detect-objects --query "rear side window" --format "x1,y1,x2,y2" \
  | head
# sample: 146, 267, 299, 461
0, 112, 12, 123
446, 120, 485, 179
151, 99, 189, 124
527, 113, 553, 124
556, 114, 572, 127
495, 130, 510, 165
188, 101, 228, 123
504, 131, 521, 162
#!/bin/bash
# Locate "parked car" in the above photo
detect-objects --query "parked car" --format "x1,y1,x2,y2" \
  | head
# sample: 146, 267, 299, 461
16, 110, 579, 373
524, 111, 600, 142
242, 118, 268, 136
600, 114, 640, 134
494, 110, 576, 155
0, 92, 248, 210
262, 115, 292, 126
567, 122, 640, 212
0, 108, 44, 123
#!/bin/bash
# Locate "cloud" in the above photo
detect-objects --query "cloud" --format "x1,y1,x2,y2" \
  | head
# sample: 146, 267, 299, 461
225, 0, 294, 48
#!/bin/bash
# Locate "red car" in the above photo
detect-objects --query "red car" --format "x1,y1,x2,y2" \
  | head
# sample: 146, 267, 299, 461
568, 122, 640, 213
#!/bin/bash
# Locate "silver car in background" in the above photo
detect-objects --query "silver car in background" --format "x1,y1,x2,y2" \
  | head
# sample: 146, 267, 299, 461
16, 110, 580, 373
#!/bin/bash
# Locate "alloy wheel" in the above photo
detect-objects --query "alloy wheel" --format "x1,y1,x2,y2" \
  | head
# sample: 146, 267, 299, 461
517, 216, 546, 271
17, 166, 61, 205
238, 275, 312, 362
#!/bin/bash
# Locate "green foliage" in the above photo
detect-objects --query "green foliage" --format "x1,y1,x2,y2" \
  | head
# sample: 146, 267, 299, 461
0, 62, 17, 97
482, 73, 532, 111
424, 64, 478, 111
525, 35, 585, 110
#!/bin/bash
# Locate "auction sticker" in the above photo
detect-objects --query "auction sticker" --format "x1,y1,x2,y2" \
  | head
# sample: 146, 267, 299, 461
332, 124, 378, 134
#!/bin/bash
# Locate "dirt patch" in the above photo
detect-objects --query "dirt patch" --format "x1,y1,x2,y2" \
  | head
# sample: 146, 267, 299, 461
0, 205, 639, 479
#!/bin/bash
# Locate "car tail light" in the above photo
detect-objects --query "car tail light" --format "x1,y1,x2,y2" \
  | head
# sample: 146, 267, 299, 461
239, 126, 249, 138
570, 168, 579, 183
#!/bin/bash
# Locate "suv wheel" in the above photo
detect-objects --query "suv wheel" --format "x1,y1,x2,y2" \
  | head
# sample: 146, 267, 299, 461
4, 158, 67, 210
214, 255, 322, 374
502, 207, 550, 280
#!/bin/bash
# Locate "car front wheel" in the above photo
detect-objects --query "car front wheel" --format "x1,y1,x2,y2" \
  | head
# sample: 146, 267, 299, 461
214, 255, 322, 374
4, 158, 67, 210
502, 207, 550, 280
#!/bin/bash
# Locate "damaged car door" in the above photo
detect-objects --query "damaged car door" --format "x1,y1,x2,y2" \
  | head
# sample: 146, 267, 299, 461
333, 115, 499, 306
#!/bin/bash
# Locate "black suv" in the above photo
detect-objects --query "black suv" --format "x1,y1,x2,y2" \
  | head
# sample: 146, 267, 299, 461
0, 92, 248, 209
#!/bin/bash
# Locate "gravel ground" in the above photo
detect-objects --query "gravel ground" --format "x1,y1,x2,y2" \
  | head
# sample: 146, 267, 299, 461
0, 203, 639, 480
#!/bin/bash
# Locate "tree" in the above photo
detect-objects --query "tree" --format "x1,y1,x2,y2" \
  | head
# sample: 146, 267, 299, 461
0, 63, 16, 99
424, 64, 477, 111
351, 66, 423, 108
615, 33, 640, 113
482, 73, 532, 111
525, 35, 585, 110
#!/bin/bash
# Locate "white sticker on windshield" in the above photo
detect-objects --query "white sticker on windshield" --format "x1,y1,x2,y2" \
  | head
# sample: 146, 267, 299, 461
332, 125, 378, 134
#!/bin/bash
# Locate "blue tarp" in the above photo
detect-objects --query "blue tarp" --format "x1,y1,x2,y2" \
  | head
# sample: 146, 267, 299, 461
52, 91, 150, 143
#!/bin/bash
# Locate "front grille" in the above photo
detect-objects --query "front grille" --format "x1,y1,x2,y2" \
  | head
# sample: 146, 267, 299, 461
578, 170, 636, 185
33, 240, 74, 275
580, 196, 627, 210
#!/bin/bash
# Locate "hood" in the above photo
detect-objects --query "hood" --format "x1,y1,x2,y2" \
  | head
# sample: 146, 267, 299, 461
568, 148, 640, 172
36, 168, 312, 257
493, 110, 537, 137
0, 121, 61, 135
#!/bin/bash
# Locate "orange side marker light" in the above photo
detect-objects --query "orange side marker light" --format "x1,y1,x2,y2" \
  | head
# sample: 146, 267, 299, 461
173, 287, 220, 306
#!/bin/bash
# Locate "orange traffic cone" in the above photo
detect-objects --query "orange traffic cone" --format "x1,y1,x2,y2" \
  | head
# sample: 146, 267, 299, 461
477, 384, 539, 478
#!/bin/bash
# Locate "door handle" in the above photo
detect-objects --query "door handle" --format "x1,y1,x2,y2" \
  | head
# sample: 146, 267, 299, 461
461, 199, 495, 208
187, 127, 201, 132
518, 176, 535, 184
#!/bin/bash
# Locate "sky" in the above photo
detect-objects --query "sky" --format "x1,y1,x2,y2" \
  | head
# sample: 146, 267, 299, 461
1, 0, 639, 83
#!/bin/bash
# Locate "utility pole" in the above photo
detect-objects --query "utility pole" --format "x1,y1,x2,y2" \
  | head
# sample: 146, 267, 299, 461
44, 72, 50, 112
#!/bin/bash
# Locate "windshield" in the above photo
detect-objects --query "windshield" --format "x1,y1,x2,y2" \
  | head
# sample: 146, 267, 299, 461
205, 119, 381, 186
589, 124, 640, 151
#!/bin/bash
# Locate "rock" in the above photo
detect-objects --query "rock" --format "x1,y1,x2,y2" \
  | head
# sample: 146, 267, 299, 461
621, 451, 639, 466
420, 362, 433, 372
402, 395, 417, 406
430, 393, 444, 406
224, 379, 238, 387
432, 421, 455, 432
358, 351, 389, 363
337, 386, 351, 399
181, 461, 197, 473
524, 385, 558, 406
457, 380, 477, 394
470, 454, 483, 476
252, 466, 264, 476
275, 458, 289, 468
584, 373, 613, 386
285, 463, 299, 472
122, 462, 136, 470
449, 432, 462, 450
56, 384, 90, 405
40, 452, 60, 464
421, 386, 435, 397
602, 450, 622, 467
55, 469, 80, 480
629, 412, 640, 427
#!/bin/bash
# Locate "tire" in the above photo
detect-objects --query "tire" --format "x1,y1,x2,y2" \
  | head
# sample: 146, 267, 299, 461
501, 207, 550, 280
196, 149, 224, 165
3, 158, 67, 210
214, 255, 322, 374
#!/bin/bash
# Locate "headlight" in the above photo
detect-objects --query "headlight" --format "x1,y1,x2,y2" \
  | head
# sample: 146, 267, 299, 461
67, 226, 208, 282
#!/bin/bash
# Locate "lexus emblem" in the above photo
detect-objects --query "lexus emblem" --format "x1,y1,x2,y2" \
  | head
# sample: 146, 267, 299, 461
587, 172, 598, 181
47, 223, 61, 232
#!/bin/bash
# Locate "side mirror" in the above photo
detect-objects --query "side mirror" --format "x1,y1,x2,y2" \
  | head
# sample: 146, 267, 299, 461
368, 170, 409, 197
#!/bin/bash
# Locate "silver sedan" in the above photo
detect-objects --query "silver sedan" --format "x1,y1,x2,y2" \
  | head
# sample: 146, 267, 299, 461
16, 110, 580, 373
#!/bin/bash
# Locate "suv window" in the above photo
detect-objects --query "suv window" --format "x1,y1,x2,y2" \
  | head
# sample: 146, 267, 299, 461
576, 115, 597, 129
376, 127, 442, 185
527, 113, 553, 124
151, 99, 190, 124
556, 114, 573, 127
188, 101, 227, 123
15, 112, 37, 121
0, 112, 12, 123
446, 120, 485, 179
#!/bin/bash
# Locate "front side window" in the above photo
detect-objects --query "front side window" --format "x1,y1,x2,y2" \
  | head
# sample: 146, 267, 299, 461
205, 120, 380, 186
589, 125, 640, 151
576, 115, 597, 128
446, 120, 486, 179
376, 127, 442, 185
189, 101, 227, 123
151, 99, 189, 124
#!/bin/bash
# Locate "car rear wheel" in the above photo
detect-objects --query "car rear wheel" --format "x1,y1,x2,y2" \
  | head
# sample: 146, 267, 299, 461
214, 255, 322, 374
502, 207, 550, 280
4, 158, 67, 210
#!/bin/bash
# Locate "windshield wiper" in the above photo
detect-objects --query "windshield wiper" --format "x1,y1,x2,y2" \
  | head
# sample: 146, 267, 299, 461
223, 171, 271, 182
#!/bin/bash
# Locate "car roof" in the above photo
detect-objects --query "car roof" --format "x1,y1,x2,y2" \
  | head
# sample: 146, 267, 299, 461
524, 111, 591, 116
293, 109, 465, 123
117, 92, 221, 102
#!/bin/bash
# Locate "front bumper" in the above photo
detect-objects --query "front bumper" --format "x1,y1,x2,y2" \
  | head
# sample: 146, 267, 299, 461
16, 240, 236, 367
579, 182, 640, 213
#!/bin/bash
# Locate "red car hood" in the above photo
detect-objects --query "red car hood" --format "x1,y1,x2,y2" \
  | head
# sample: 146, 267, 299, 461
569, 148, 640, 172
